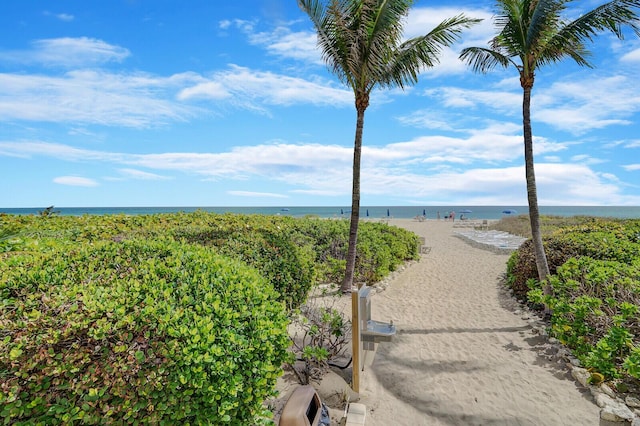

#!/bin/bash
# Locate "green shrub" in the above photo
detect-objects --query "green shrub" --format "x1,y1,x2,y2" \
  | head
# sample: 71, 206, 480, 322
171, 214, 317, 310
506, 237, 578, 302
0, 213, 419, 304
0, 240, 290, 425
506, 219, 640, 302
293, 219, 419, 285
506, 219, 640, 383
528, 256, 640, 380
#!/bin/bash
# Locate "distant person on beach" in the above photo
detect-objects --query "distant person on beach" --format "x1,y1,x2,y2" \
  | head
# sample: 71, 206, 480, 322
437, 211, 440, 220
451, 211, 455, 222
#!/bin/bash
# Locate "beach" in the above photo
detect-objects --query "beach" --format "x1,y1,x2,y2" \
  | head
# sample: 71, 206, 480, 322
354, 219, 599, 425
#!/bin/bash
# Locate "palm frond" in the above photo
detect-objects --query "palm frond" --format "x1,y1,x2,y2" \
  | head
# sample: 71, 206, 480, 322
356, 0, 414, 91
537, 38, 592, 67
558, 0, 640, 42
300, 0, 481, 96
492, 0, 531, 60
299, 0, 355, 88
535, 0, 640, 68
383, 14, 482, 89
459, 46, 513, 73
497, 0, 527, 42
526, 0, 566, 51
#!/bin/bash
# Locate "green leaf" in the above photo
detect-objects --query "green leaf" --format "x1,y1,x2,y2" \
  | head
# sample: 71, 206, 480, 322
135, 350, 146, 363
9, 347, 23, 360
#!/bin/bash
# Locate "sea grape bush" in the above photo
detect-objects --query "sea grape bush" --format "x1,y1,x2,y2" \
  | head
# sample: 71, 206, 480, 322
171, 214, 317, 310
506, 219, 640, 302
0, 239, 290, 425
0, 212, 418, 310
294, 218, 420, 285
529, 257, 640, 380
506, 219, 640, 384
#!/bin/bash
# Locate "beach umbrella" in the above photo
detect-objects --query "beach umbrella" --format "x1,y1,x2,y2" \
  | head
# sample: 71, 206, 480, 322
502, 209, 517, 215
459, 209, 472, 214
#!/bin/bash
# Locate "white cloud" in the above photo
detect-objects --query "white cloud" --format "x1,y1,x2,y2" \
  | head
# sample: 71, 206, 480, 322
426, 75, 639, 135
534, 75, 640, 134
423, 86, 521, 114
396, 109, 460, 130
178, 81, 231, 100
620, 48, 640, 62
0, 137, 634, 205
623, 164, 640, 171
178, 65, 352, 109
249, 27, 321, 64
43, 11, 75, 22
0, 141, 126, 162
0, 71, 201, 127
118, 168, 171, 180
53, 176, 99, 187
55, 13, 74, 22
570, 154, 606, 165
0, 37, 130, 67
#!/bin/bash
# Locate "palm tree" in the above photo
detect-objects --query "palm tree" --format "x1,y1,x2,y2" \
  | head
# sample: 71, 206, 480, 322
299, 0, 479, 293
460, 0, 639, 302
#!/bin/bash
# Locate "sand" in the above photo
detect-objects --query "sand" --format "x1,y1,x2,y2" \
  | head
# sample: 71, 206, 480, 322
355, 219, 599, 425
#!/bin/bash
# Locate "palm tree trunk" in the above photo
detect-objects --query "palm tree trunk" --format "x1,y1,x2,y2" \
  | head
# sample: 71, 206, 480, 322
341, 104, 365, 293
522, 85, 551, 298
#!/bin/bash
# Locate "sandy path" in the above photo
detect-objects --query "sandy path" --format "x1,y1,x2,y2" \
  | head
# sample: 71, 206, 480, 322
359, 219, 599, 425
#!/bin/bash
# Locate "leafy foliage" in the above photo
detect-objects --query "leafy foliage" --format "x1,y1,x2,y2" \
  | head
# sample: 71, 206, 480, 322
294, 219, 420, 285
507, 219, 640, 383
0, 211, 419, 423
170, 214, 317, 310
288, 291, 351, 385
0, 239, 290, 424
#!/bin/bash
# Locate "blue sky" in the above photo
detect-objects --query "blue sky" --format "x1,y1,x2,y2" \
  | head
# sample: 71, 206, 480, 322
1, 0, 639, 208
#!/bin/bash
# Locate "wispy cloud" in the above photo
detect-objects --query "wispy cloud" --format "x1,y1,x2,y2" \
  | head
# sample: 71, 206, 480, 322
0, 37, 129, 67
0, 128, 618, 204
534, 75, 639, 134
43, 11, 75, 22
0, 71, 201, 127
178, 65, 351, 110
249, 27, 321, 64
620, 48, 640, 62
424, 74, 639, 135
118, 168, 172, 180
53, 176, 99, 187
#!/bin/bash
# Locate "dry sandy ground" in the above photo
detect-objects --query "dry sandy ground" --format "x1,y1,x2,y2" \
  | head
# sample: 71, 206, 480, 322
356, 219, 600, 425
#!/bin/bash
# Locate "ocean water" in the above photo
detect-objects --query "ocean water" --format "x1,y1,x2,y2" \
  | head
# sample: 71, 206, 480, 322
2, 205, 640, 220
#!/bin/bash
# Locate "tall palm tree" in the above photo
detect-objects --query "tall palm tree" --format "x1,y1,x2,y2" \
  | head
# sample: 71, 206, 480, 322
299, 0, 479, 293
460, 0, 639, 301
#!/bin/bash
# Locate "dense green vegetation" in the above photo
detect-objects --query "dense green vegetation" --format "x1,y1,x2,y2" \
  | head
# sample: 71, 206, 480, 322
0, 212, 419, 424
504, 217, 640, 388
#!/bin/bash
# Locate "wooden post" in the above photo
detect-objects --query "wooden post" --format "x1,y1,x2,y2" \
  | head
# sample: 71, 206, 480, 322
351, 287, 360, 393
